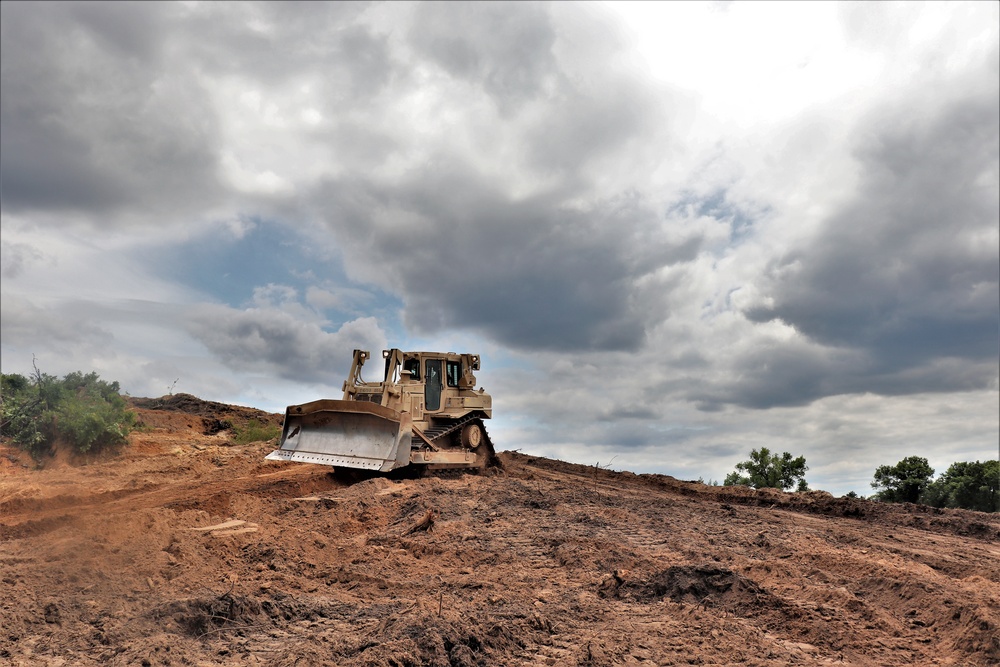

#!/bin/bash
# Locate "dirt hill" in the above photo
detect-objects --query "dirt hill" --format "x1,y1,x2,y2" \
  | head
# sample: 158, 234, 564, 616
1, 396, 997, 666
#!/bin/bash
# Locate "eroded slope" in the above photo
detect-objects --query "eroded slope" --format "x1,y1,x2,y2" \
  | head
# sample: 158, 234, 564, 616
1, 397, 997, 666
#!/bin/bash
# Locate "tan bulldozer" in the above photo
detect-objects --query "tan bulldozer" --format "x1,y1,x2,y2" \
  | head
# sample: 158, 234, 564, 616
266, 349, 495, 472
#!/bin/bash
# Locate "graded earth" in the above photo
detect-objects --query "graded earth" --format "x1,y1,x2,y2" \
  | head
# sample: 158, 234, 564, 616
1, 395, 997, 666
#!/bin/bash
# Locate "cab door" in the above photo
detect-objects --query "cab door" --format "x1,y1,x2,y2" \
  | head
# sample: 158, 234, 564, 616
424, 359, 443, 411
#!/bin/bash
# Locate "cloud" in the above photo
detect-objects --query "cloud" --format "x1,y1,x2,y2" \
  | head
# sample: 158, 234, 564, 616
0, 3, 222, 222
1, 2, 996, 497
0, 239, 43, 279
740, 75, 999, 405
0, 294, 114, 354
186, 303, 386, 383
316, 172, 706, 351
408, 2, 557, 115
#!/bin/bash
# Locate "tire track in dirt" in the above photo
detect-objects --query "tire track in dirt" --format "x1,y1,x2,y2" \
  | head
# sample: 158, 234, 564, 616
509, 455, 999, 666
0, 453, 340, 541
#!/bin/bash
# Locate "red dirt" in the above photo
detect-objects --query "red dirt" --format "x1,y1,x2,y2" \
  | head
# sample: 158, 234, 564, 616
1, 395, 997, 666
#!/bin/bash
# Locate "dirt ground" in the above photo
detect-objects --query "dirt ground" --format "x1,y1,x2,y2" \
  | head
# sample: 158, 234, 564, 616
1, 395, 998, 666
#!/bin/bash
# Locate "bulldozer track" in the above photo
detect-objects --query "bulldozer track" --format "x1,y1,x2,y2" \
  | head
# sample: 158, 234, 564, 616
419, 412, 488, 442
416, 415, 497, 470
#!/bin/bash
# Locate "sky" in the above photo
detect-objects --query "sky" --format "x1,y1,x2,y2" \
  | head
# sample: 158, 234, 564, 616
1, 1, 997, 496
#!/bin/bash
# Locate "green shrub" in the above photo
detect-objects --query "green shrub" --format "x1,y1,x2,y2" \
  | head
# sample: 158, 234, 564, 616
231, 419, 280, 445
1, 369, 135, 456
2, 374, 45, 452
2, 373, 45, 453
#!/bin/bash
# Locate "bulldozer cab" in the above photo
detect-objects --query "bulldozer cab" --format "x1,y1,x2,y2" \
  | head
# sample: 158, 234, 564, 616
357, 350, 481, 414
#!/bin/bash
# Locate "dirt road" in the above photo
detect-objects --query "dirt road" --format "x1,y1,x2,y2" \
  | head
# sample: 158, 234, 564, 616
1, 396, 997, 666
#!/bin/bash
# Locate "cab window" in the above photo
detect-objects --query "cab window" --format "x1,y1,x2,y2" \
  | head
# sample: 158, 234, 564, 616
446, 361, 461, 387
404, 358, 421, 380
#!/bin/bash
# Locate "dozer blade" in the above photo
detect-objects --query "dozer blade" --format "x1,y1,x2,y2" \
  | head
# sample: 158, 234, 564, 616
265, 400, 412, 472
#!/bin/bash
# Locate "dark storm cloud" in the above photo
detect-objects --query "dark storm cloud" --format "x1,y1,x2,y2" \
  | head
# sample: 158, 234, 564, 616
2, 1, 688, 357
693, 342, 996, 412
0, 2, 221, 219
408, 2, 557, 114
299, 3, 685, 354
581, 417, 728, 453
316, 169, 703, 352
524, 78, 659, 177
689, 342, 864, 410
736, 83, 1000, 407
597, 406, 659, 422
0, 2, 401, 224
64, 1, 167, 62
186, 305, 385, 383
407, 2, 665, 175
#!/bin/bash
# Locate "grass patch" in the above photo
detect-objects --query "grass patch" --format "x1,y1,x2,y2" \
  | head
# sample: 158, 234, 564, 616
231, 419, 280, 445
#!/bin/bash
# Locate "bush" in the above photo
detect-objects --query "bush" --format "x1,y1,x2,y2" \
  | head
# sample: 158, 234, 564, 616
1, 369, 135, 456
2, 373, 46, 452
231, 419, 280, 445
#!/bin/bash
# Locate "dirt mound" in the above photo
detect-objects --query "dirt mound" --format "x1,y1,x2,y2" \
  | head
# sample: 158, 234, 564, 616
1, 404, 998, 666
129, 393, 282, 435
156, 591, 264, 638
603, 564, 776, 615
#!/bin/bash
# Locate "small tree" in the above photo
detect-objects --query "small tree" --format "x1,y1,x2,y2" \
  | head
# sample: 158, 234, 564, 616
1, 372, 46, 452
724, 447, 809, 491
871, 456, 934, 504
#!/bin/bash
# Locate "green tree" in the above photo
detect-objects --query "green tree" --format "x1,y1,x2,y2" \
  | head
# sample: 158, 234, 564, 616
922, 460, 999, 513
724, 447, 809, 491
871, 456, 934, 504
1, 373, 30, 395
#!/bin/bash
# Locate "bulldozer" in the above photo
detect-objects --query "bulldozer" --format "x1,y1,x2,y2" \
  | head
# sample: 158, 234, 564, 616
266, 349, 495, 472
